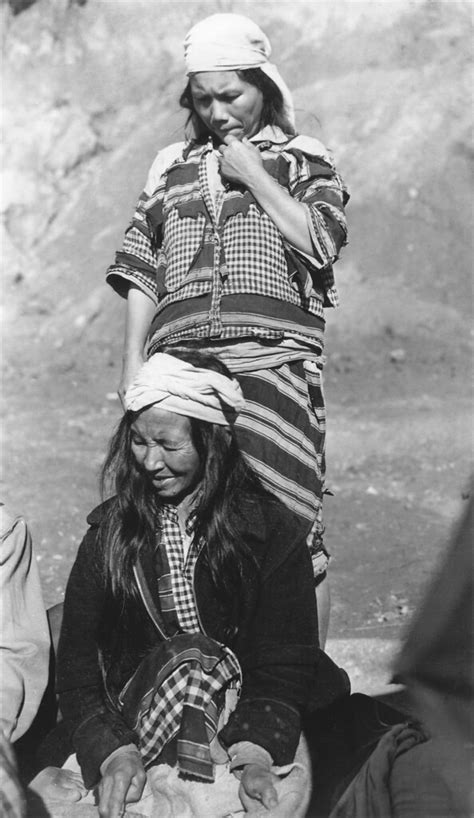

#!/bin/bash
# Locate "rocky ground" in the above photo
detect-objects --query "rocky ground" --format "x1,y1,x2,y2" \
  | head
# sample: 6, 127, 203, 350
1, 0, 472, 692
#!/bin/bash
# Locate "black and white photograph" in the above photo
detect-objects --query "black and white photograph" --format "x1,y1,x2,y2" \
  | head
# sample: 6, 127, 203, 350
1, 1, 472, 815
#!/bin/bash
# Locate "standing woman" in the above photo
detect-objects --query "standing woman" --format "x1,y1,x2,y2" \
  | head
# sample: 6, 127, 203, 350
106, 13, 349, 643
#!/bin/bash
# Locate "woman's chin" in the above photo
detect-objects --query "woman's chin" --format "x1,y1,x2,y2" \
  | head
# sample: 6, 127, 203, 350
150, 477, 175, 497
151, 480, 197, 507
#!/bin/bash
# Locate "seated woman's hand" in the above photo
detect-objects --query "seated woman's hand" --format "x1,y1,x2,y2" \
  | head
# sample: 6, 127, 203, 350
98, 747, 146, 818
239, 762, 280, 812
29, 766, 87, 803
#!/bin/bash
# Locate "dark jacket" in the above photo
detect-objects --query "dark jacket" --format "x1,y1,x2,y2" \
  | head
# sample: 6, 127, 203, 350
57, 496, 348, 788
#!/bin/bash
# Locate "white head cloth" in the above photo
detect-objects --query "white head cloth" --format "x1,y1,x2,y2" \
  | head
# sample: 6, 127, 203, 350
124, 353, 245, 427
184, 13, 295, 129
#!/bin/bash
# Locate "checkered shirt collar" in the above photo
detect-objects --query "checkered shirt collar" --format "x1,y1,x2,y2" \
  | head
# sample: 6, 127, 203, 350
158, 502, 197, 536
157, 504, 201, 633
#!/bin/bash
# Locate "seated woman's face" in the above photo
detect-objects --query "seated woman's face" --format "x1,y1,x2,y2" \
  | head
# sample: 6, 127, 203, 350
130, 406, 201, 506
189, 70, 264, 142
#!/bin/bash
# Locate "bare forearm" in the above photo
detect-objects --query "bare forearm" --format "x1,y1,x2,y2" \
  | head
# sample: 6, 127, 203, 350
123, 285, 156, 362
119, 285, 156, 403
219, 137, 312, 254
246, 168, 313, 255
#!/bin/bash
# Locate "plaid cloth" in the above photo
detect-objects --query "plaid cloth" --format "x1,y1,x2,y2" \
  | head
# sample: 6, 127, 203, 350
156, 505, 201, 634
119, 634, 241, 781
117, 508, 241, 781
106, 125, 348, 350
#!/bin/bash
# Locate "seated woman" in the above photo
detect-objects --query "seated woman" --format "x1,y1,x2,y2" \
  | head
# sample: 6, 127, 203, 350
50, 348, 347, 817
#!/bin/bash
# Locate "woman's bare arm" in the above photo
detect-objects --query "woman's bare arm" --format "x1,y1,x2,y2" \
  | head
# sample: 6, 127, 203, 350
219, 136, 313, 254
119, 285, 156, 405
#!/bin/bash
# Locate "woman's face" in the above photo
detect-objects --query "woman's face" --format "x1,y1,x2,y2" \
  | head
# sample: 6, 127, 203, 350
131, 406, 202, 506
189, 70, 264, 142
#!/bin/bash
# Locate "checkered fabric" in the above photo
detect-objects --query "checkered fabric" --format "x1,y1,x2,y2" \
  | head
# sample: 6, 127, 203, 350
157, 505, 201, 634
221, 211, 290, 298
106, 126, 348, 348
120, 635, 241, 781
158, 209, 207, 294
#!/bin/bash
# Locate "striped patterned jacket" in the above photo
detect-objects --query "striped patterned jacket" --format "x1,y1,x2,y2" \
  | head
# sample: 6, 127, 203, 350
106, 126, 348, 354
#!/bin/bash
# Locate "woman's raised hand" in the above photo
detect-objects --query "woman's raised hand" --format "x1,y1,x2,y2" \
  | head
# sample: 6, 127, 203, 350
218, 136, 265, 188
219, 135, 314, 256
98, 749, 146, 818
239, 762, 280, 812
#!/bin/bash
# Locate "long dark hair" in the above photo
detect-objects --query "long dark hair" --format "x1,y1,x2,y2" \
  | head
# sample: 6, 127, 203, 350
99, 347, 271, 614
179, 67, 295, 142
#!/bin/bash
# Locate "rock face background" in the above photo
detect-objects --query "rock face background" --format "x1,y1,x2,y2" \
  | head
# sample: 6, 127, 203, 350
1, 0, 472, 685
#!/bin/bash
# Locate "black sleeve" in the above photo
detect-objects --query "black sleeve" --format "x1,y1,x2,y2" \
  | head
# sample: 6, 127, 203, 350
219, 518, 319, 765
56, 523, 138, 788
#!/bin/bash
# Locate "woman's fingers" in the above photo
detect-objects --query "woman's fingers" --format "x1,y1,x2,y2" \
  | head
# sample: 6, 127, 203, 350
29, 767, 87, 803
218, 138, 264, 187
98, 756, 146, 818
125, 771, 147, 804
240, 764, 279, 811
221, 133, 240, 147
98, 772, 129, 818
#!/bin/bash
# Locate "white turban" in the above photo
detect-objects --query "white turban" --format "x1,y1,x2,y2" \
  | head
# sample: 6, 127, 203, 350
183, 13, 295, 129
124, 353, 245, 427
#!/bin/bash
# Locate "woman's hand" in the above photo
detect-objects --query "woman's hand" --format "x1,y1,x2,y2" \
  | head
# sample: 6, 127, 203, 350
218, 136, 314, 256
97, 751, 146, 818
118, 353, 144, 409
29, 766, 87, 804
119, 284, 156, 408
239, 763, 280, 812
218, 136, 265, 188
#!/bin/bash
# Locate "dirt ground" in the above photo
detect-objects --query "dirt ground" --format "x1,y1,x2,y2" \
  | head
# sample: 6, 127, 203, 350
2, 325, 471, 663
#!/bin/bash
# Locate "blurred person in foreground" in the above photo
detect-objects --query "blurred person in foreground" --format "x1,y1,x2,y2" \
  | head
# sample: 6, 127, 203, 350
36, 349, 347, 818
393, 488, 473, 817
326, 490, 474, 818
106, 12, 350, 646
0, 505, 50, 817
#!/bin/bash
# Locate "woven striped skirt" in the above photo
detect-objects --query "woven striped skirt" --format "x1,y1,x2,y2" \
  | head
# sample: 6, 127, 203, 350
234, 359, 329, 577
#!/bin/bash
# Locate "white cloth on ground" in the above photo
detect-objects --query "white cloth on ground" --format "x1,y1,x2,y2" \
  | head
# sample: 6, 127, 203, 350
34, 734, 311, 818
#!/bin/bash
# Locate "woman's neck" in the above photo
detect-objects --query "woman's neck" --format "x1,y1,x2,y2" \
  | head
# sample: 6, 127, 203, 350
176, 488, 200, 534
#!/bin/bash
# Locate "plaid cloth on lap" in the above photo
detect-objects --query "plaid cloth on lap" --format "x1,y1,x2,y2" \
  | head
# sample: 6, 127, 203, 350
118, 634, 241, 781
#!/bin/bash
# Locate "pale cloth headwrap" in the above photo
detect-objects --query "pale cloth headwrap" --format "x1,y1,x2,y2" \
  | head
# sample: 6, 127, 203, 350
124, 353, 246, 427
184, 13, 295, 129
